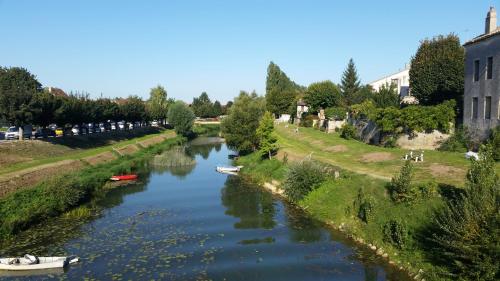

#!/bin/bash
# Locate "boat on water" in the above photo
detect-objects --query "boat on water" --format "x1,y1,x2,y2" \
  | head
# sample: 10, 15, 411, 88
216, 166, 242, 174
110, 174, 138, 181
0, 255, 79, 271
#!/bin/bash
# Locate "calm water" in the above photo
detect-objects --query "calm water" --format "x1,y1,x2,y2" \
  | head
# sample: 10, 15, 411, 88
0, 140, 409, 280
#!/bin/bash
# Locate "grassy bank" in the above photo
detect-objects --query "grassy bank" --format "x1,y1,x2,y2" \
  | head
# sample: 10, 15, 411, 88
237, 152, 450, 280
0, 128, 171, 175
0, 135, 185, 238
275, 124, 494, 187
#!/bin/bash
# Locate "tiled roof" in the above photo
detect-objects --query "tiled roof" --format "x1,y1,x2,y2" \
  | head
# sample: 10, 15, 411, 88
464, 27, 500, 46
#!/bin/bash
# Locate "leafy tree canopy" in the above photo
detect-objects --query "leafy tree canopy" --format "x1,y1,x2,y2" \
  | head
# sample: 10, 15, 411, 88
256, 111, 279, 159
221, 91, 266, 153
265, 62, 304, 116
147, 85, 169, 121
304, 80, 343, 113
410, 34, 464, 107
373, 83, 400, 108
0, 67, 42, 126
167, 101, 195, 135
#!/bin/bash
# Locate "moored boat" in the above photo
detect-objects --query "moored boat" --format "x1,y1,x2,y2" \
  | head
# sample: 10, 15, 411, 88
0, 255, 79, 271
110, 174, 138, 181
216, 166, 242, 174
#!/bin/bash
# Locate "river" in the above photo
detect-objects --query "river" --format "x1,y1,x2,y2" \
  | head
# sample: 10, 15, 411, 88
0, 140, 409, 280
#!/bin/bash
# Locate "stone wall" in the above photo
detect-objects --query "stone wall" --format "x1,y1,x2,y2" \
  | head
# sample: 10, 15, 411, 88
396, 130, 451, 150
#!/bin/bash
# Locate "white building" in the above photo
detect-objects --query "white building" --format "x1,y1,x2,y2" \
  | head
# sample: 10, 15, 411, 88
369, 65, 410, 97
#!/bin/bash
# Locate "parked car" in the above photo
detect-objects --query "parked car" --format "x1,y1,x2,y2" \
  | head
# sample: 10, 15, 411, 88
111, 122, 116, 131
55, 128, 64, 137
128, 123, 134, 130
71, 125, 80, 136
5, 126, 19, 140
151, 120, 159, 127
118, 121, 125, 130
34, 128, 56, 138
99, 123, 106, 132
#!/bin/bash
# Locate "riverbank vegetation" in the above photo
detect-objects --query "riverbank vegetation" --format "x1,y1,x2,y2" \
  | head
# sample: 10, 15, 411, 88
237, 145, 498, 280
0, 135, 185, 239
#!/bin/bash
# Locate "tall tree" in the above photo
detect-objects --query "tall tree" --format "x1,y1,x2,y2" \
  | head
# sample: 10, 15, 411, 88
147, 85, 169, 123
256, 111, 279, 159
212, 100, 222, 117
265, 62, 303, 116
167, 101, 195, 135
340, 59, 361, 105
0, 67, 42, 139
410, 34, 464, 107
303, 81, 343, 113
221, 91, 266, 153
121, 95, 147, 123
192, 92, 215, 118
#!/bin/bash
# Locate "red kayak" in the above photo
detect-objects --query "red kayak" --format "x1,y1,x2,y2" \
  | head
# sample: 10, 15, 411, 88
110, 174, 138, 181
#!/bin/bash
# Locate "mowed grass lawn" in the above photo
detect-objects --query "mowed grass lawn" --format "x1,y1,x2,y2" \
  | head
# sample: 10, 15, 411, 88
276, 124, 498, 187
0, 130, 174, 176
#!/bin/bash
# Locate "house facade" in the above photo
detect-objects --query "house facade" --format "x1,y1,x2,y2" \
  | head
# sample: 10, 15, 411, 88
463, 7, 500, 138
369, 64, 410, 98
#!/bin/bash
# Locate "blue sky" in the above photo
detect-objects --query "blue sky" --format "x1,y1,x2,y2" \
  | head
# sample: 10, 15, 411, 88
0, 0, 497, 103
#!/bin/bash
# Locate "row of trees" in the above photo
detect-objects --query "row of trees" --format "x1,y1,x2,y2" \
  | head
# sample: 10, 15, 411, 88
191, 92, 231, 118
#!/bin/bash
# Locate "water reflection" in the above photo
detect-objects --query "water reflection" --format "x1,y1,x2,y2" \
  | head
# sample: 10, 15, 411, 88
220, 176, 276, 229
283, 204, 323, 243
151, 163, 196, 179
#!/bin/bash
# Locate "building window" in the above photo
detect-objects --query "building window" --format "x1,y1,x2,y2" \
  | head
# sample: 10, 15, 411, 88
485, 96, 491, 119
474, 60, 480, 82
472, 97, 478, 119
487, 57, 493, 80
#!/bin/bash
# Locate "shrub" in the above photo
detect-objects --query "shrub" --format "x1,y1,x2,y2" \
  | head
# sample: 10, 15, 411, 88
489, 127, 500, 161
340, 123, 357, 140
354, 188, 375, 223
167, 101, 195, 136
416, 181, 438, 199
325, 107, 347, 120
438, 126, 469, 152
383, 219, 408, 249
283, 160, 326, 202
431, 145, 499, 280
389, 160, 414, 202
300, 114, 316, 127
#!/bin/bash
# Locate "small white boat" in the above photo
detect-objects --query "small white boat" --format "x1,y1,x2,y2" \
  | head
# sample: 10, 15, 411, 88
216, 166, 242, 174
0, 255, 79, 271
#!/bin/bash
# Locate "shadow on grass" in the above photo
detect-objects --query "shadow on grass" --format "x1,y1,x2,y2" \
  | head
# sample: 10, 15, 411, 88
36, 127, 162, 149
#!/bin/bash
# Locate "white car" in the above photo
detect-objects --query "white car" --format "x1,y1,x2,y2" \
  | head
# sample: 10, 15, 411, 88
5, 126, 19, 140
71, 126, 80, 135
118, 122, 125, 130
111, 123, 116, 130
151, 121, 159, 127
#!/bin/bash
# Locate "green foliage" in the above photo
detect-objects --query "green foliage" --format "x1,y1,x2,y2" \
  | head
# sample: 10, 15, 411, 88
489, 127, 500, 161
349, 85, 374, 105
0, 136, 184, 237
389, 160, 414, 203
221, 91, 266, 153
192, 92, 221, 118
383, 219, 408, 249
340, 59, 361, 105
121, 95, 147, 122
438, 126, 469, 152
350, 100, 377, 120
0, 67, 42, 126
283, 160, 326, 202
300, 114, 316, 128
192, 124, 220, 137
256, 112, 279, 159
431, 145, 499, 280
410, 34, 464, 107
415, 181, 438, 199
146, 85, 169, 121
373, 83, 399, 108
167, 101, 195, 135
372, 106, 402, 133
265, 62, 304, 115
340, 123, 357, 140
30, 92, 64, 127
324, 107, 347, 120
354, 188, 375, 223
304, 81, 343, 113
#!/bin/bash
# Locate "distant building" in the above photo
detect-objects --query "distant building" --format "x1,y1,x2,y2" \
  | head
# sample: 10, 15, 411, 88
296, 99, 309, 120
463, 7, 500, 138
44, 87, 67, 97
369, 65, 410, 98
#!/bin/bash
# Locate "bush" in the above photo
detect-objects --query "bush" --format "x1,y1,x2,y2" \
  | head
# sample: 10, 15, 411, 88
416, 181, 438, 199
438, 126, 469, 152
354, 188, 375, 223
383, 219, 408, 249
283, 160, 326, 202
300, 114, 316, 128
389, 160, 414, 202
340, 123, 357, 140
431, 145, 499, 280
325, 107, 347, 120
167, 101, 195, 136
489, 127, 500, 161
